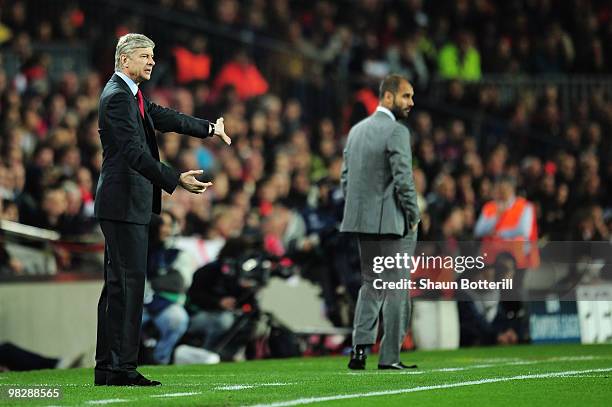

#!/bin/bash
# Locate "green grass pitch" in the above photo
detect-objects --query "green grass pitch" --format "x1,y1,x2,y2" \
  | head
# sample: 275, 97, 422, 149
1, 344, 611, 406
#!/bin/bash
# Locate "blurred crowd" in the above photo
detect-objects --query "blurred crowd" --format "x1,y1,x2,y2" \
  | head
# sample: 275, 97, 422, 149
0, 0, 611, 348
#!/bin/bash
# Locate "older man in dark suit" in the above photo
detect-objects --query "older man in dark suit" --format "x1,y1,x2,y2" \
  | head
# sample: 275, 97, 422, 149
341, 74, 420, 370
94, 33, 230, 386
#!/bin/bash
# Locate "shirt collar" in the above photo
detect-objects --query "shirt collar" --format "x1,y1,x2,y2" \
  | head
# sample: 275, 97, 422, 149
115, 71, 139, 96
376, 105, 395, 121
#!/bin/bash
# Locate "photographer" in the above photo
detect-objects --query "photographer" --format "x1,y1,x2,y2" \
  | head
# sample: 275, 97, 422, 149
186, 236, 263, 359
457, 254, 529, 346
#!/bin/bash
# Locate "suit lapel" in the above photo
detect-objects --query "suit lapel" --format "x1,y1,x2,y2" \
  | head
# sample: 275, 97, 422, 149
143, 99, 155, 131
111, 74, 160, 160
111, 74, 153, 131
140, 101, 160, 160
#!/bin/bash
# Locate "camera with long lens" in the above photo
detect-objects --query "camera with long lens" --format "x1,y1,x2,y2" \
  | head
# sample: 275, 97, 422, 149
223, 252, 296, 289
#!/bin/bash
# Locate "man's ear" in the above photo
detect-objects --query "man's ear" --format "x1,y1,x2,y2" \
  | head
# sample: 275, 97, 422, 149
384, 90, 394, 104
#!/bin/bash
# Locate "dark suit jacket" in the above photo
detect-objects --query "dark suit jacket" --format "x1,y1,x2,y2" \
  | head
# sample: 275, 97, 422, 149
95, 73, 212, 224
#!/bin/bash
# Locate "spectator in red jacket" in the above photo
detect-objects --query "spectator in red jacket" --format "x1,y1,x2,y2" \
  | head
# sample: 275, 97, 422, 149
212, 49, 268, 101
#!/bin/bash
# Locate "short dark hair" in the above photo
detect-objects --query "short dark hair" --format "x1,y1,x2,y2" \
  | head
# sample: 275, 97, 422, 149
495, 175, 517, 187
379, 74, 409, 100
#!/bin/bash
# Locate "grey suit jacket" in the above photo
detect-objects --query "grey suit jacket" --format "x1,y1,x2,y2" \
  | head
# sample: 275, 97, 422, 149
340, 111, 420, 236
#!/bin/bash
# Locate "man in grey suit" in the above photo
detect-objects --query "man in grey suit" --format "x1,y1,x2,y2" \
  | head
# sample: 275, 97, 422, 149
341, 74, 420, 370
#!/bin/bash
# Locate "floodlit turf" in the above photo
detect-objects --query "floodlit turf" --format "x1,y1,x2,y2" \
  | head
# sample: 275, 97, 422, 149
1, 344, 611, 406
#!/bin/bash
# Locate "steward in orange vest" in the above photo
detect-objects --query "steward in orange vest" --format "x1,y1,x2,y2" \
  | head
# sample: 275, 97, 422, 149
475, 177, 540, 269
172, 36, 211, 85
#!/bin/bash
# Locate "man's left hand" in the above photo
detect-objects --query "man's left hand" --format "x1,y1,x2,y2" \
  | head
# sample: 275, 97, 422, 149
213, 117, 231, 145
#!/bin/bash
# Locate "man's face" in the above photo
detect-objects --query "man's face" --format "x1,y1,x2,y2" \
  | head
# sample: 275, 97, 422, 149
43, 190, 67, 217
159, 213, 173, 241
495, 181, 514, 201
122, 47, 155, 84
390, 80, 414, 119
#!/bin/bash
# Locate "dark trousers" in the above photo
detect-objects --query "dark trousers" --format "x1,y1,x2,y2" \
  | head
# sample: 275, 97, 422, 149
96, 220, 149, 372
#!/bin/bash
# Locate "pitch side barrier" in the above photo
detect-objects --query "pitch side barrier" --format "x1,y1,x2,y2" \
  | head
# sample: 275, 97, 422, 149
0, 220, 104, 281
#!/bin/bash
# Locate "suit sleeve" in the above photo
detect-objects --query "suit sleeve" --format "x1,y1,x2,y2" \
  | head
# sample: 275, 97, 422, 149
147, 100, 212, 138
386, 125, 420, 227
105, 92, 180, 194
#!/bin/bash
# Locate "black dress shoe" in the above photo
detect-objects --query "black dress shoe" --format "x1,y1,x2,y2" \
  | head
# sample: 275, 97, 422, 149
378, 362, 418, 370
94, 368, 109, 386
107, 371, 161, 386
348, 346, 367, 370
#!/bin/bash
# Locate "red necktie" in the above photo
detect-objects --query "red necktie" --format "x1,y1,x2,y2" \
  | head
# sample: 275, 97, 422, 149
136, 88, 145, 119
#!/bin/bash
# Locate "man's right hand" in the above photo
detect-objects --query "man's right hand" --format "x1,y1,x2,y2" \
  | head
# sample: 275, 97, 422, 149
179, 169, 212, 194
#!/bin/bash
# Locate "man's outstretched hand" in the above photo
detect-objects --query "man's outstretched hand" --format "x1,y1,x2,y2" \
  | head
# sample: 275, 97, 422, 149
179, 170, 212, 194
213, 117, 231, 145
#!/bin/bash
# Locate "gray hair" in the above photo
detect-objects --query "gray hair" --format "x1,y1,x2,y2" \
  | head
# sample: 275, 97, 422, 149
114, 33, 155, 71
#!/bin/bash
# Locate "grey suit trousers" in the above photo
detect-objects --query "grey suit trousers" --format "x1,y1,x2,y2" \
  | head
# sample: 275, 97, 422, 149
352, 230, 417, 365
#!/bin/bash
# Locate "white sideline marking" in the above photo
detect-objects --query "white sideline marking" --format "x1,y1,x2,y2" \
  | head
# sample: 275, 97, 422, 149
247, 368, 612, 407
548, 356, 600, 361
558, 374, 611, 378
86, 399, 129, 405
346, 355, 606, 375
85, 393, 203, 405
155, 373, 237, 377
0, 383, 81, 386
217, 385, 255, 390
216, 382, 294, 391
150, 392, 202, 398
262, 383, 295, 386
